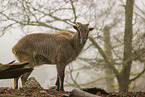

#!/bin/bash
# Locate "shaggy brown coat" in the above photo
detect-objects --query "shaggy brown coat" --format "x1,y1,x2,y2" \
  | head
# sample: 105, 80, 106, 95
12, 22, 94, 91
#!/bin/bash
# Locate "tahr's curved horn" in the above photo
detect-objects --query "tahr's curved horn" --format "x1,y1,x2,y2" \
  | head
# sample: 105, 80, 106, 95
86, 23, 89, 26
76, 22, 82, 25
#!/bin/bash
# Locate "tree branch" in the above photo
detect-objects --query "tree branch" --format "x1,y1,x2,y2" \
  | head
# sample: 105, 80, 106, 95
0, 11, 75, 33
68, 65, 81, 88
70, 0, 77, 23
29, 2, 74, 25
65, 76, 107, 87
129, 65, 145, 83
89, 36, 120, 79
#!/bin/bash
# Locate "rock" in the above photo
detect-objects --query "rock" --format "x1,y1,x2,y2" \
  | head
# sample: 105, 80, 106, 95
23, 77, 43, 90
70, 89, 102, 97
22, 77, 55, 96
82, 87, 109, 96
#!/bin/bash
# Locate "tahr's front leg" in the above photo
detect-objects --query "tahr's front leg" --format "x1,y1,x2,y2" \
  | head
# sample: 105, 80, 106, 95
56, 64, 66, 91
14, 77, 19, 89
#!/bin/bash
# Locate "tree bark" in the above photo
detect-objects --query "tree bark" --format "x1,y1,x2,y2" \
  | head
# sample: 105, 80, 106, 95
118, 0, 134, 92
103, 25, 115, 92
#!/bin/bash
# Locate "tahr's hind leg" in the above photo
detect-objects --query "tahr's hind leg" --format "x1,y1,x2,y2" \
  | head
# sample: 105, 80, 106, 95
18, 56, 34, 87
21, 72, 32, 86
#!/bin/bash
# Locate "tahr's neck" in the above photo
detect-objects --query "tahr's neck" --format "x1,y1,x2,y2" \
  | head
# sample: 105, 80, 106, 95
71, 32, 85, 55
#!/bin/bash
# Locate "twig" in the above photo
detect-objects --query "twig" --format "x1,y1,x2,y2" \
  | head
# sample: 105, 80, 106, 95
70, 0, 77, 23
69, 64, 81, 88
89, 36, 120, 78
129, 64, 145, 83
65, 76, 107, 87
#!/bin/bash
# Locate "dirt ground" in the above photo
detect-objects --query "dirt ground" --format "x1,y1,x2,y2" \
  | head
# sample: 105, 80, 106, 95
0, 87, 145, 97
0, 77, 145, 97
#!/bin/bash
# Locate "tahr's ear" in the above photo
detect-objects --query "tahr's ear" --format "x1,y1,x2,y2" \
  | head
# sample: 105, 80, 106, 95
89, 27, 94, 31
73, 26, 78, 31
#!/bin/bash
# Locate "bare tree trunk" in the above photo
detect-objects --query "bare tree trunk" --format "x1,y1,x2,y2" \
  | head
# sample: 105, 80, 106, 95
118, 0, 134, 92
103, 26, 115, 92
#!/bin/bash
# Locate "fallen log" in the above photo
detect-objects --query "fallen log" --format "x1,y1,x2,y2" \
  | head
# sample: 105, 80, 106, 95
69, 89, 102, 97
0, 61, 33, 79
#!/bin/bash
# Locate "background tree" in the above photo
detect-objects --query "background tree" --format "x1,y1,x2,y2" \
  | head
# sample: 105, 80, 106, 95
120, 0, 134, 92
